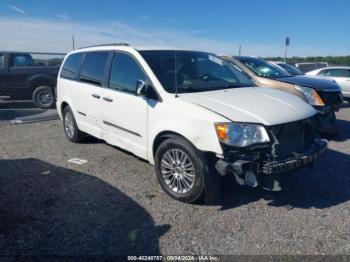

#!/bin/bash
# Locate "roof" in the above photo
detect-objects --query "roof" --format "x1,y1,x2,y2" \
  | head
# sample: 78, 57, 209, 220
233, 55, 258, 59
317, 66, 350, 70
0, 51, 66, 55
73, 43, 201, 54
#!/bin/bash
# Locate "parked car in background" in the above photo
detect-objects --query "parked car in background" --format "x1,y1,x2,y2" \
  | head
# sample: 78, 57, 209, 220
295, 62, 328, 73
0, 52, 64, 109
57, 44, 326, 203
222, 56, 343, 135
306, 67, 350, 101
270, 61, 304, 76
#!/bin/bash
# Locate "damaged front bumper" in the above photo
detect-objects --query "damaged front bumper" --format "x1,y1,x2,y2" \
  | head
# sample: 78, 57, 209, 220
261, 139, 326, 175
215, 139, 327, 190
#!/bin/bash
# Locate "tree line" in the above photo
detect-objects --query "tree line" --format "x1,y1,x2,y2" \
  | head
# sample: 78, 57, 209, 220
265, 56, 350, 66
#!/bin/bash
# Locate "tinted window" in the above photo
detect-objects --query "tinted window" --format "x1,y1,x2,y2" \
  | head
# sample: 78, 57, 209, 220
320, 69, 348, 77
61, 53, 83, 80
11, 54, 34, 67
109, 53, 146, 93
140, 51, 254, 93
235, 56, 291, 79
79, 52, 109, 86
277, 63, 304, 76
0, 55, 4, 69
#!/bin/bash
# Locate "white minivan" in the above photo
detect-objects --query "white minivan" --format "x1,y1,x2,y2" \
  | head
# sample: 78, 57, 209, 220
56, 44, 326, 203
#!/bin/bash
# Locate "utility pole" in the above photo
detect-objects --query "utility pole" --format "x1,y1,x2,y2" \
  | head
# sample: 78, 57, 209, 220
238, 44, 242, 56
72, 35, 75, 50
284, 37, 290, 62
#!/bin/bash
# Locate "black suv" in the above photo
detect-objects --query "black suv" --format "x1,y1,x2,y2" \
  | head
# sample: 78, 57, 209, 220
229, 56, 344, 136
0, 52, 65, 109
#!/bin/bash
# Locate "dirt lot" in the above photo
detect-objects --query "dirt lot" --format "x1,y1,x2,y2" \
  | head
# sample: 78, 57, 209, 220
0, 108, 350, 257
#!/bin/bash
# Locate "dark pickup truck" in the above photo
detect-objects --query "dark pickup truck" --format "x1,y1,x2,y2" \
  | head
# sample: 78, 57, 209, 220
0, 52, 65, 109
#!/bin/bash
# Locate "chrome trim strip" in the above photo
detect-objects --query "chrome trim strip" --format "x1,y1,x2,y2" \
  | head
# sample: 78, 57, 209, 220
103, 121, 141, 137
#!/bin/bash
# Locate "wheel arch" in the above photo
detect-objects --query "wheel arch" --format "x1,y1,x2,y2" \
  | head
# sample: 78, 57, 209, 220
60, 101, 69, 115
28, 74, 56, 89
152, 131, 196, 159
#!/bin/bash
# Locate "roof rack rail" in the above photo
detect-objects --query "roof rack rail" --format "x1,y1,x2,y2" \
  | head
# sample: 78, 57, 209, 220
79, 43, 130, 49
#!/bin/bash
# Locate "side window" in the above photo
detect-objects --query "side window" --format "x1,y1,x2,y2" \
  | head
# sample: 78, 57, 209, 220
79, 52, 109, 86
317, 69, 327, 76
321, 69, 347, 77
0, 55, 4, 69
61, 53, 83, 80
109, 53, 146, 93
11, 54, 34, 67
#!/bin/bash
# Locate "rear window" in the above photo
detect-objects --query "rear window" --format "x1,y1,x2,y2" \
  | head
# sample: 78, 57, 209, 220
60, 53, 83, 80
11, 54, 34, 67
79, 52, 109, 86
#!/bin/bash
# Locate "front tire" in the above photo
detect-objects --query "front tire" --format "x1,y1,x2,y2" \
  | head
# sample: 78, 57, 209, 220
32, 86, 55, 109
62, 106, 85, 143
154, 136, 208, 203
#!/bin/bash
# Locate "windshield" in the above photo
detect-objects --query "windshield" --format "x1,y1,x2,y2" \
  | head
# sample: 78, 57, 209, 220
235, 57, 292, 79
277, 63, 304, 76
139, 50, 255, 94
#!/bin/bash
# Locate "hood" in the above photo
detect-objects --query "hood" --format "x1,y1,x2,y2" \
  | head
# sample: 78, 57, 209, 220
277, 75, 340, 91
179, 87, 316, 126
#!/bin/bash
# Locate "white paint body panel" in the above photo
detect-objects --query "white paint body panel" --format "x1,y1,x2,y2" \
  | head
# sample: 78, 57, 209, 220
56, 46, 317, 165
307, 67, 350, 98
179, 87, 316, 126
101, 88, 148, 159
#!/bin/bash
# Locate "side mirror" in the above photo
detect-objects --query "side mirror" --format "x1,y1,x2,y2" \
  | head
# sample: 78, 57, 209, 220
136, 79, 147, 96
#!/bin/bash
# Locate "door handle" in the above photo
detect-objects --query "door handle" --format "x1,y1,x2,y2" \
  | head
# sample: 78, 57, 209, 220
103, 97, 113, 102
92, 93, 100, 99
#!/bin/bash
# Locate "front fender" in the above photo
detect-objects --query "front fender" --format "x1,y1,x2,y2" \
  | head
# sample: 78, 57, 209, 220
148, 118, 224, 164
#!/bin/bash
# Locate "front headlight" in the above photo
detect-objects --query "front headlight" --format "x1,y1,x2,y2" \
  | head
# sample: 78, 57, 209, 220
215, 122, 270, 147
295, 85, 325, 106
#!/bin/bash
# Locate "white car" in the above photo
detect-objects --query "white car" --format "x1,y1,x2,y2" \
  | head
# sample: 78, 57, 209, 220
307, 67, 350, 99
56, 44, 326, 203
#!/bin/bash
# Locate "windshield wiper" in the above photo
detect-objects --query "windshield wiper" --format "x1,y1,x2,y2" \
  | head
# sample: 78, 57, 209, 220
223, 84, 250, 88
176, 85, 198, 93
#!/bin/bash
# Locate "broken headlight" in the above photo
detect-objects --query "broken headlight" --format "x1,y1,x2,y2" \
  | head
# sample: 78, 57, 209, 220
215, 122, 270, 147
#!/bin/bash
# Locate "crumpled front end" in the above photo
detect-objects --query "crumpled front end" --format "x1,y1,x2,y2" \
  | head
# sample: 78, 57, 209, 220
312, 90, 344, 136
215, 118, 327, 191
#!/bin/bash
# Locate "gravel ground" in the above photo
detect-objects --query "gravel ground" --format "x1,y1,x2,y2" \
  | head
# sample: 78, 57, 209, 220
0, 108, 350, 257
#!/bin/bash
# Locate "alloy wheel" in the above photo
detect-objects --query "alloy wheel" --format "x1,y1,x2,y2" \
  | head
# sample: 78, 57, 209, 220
160, 148, 195, 194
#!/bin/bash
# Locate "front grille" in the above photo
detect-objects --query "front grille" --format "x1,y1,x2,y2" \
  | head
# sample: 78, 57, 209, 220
269, 121, 305, 160
318, 91, 343, 106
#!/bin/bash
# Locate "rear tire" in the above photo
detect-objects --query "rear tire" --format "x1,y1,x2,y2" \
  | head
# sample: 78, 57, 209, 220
33, 86, 55, 109
154, 135, 209, 203
62, 106, 85, 143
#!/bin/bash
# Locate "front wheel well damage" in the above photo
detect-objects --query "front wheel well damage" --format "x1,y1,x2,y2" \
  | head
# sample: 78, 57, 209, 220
152, 131, 215, 161
152, 131, 186, 157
